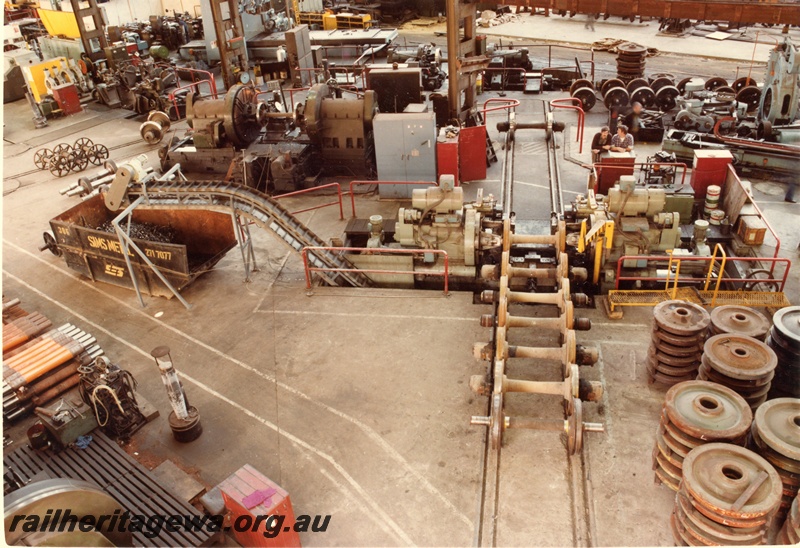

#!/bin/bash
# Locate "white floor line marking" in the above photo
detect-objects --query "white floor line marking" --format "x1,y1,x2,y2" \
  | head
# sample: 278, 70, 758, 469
268, 310, 477, 322
515, 181, 581, 195
5, 240, 473, 529
3, 270, 413, 546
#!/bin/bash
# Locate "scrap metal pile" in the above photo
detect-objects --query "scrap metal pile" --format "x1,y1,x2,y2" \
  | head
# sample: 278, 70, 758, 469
2, 297, 104, 422
95, 220, 177, 244
470, 221, 604, 454
647, 301, 800, 545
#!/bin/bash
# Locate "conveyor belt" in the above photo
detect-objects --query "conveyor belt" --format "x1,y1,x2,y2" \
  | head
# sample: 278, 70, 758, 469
127, 180, 373, 288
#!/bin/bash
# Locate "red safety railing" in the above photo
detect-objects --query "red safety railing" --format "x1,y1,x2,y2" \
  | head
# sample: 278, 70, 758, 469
348, 180, 437, 218
175, 66, 217, 94
481, 98, 520, 122
726, 164, 782, 270
590, 162, 689, 186
274, 183, 344, 220
301, 246, 450, 294
168, 79, 217, 119
614, 255, 791, 291
550, 97, 585, 154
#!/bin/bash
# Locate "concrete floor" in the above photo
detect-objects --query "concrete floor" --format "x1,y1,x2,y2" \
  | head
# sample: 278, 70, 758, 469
3, 24, 800, 548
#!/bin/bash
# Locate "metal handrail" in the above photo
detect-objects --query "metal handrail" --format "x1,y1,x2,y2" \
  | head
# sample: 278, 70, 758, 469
725, 164, 782, 271
348, 180, 437, 218
301, 246, 450, 294
481, 98, 520, 122
174, 66, 217, 94
168, 79, 216, 119
274, 183, 344, 220
550, 97, 585, 154
614, 254, 791, 291
590, 161, 689, 187
704, 244, 728, 307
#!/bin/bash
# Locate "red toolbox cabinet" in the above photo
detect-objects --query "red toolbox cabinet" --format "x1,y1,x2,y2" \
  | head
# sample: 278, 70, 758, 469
691, 150, 733, 200
218, 464, 301, 547
437, 130, 459, 184
51, 83, 82, 115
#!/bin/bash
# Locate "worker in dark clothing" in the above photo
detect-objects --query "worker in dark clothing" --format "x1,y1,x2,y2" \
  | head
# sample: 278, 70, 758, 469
622, 102, 644, 140
786, 181, 797, 203
591, 126, 612, 163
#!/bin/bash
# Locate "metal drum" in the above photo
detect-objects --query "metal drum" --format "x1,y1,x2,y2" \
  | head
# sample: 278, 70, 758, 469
647, 301, 709, 385
748, 398, 800, 522
710, 306, 771, 341
653, 381, 752, 492
672, 443, 782, 546
699, 334, 777, 410
767, 306, 800, 399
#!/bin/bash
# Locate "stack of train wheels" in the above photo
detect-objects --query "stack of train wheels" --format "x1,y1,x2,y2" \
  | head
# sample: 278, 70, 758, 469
647, 301, 710, 385
700, 334, 778, 410
33, 139, 110, 178
616, 42, 647, 83
653, 381, 752, 492
767, 306, 800, 399
748, 398, 800, 522
709, 305, 771, 341
672, 443, 782, 546
776, 496, 799, 545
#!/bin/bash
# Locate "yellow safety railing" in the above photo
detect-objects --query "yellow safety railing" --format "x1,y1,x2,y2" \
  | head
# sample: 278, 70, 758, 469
703, 244, 728, 307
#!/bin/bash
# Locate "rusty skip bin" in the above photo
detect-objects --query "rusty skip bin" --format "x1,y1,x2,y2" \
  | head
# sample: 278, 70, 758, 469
43, 194, 236, 298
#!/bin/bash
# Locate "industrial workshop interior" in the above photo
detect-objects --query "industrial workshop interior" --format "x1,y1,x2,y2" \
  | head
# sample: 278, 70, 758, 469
3, 0, 800, 545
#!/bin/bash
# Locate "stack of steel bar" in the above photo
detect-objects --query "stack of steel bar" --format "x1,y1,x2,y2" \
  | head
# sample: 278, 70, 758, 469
767, 306, 800, 399
3, 312, 52, 353
747, 398, 800, 523
671, 443, 782, 546
776, 496, 799, 545
2, 298, 27, 322
470, 220, 604, 454
3, 322, 104, 422
647, 301, 709, 385
699, 334, 777, 410
653, 380, 752, 492
709, 306, 771, 341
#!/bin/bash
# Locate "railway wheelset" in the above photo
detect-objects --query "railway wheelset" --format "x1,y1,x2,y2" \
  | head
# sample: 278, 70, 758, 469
33, 138, 110, 178
570, 74, 761, 114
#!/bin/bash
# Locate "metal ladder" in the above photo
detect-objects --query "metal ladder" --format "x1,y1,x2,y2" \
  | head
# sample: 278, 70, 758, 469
127, 181, 373, 288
